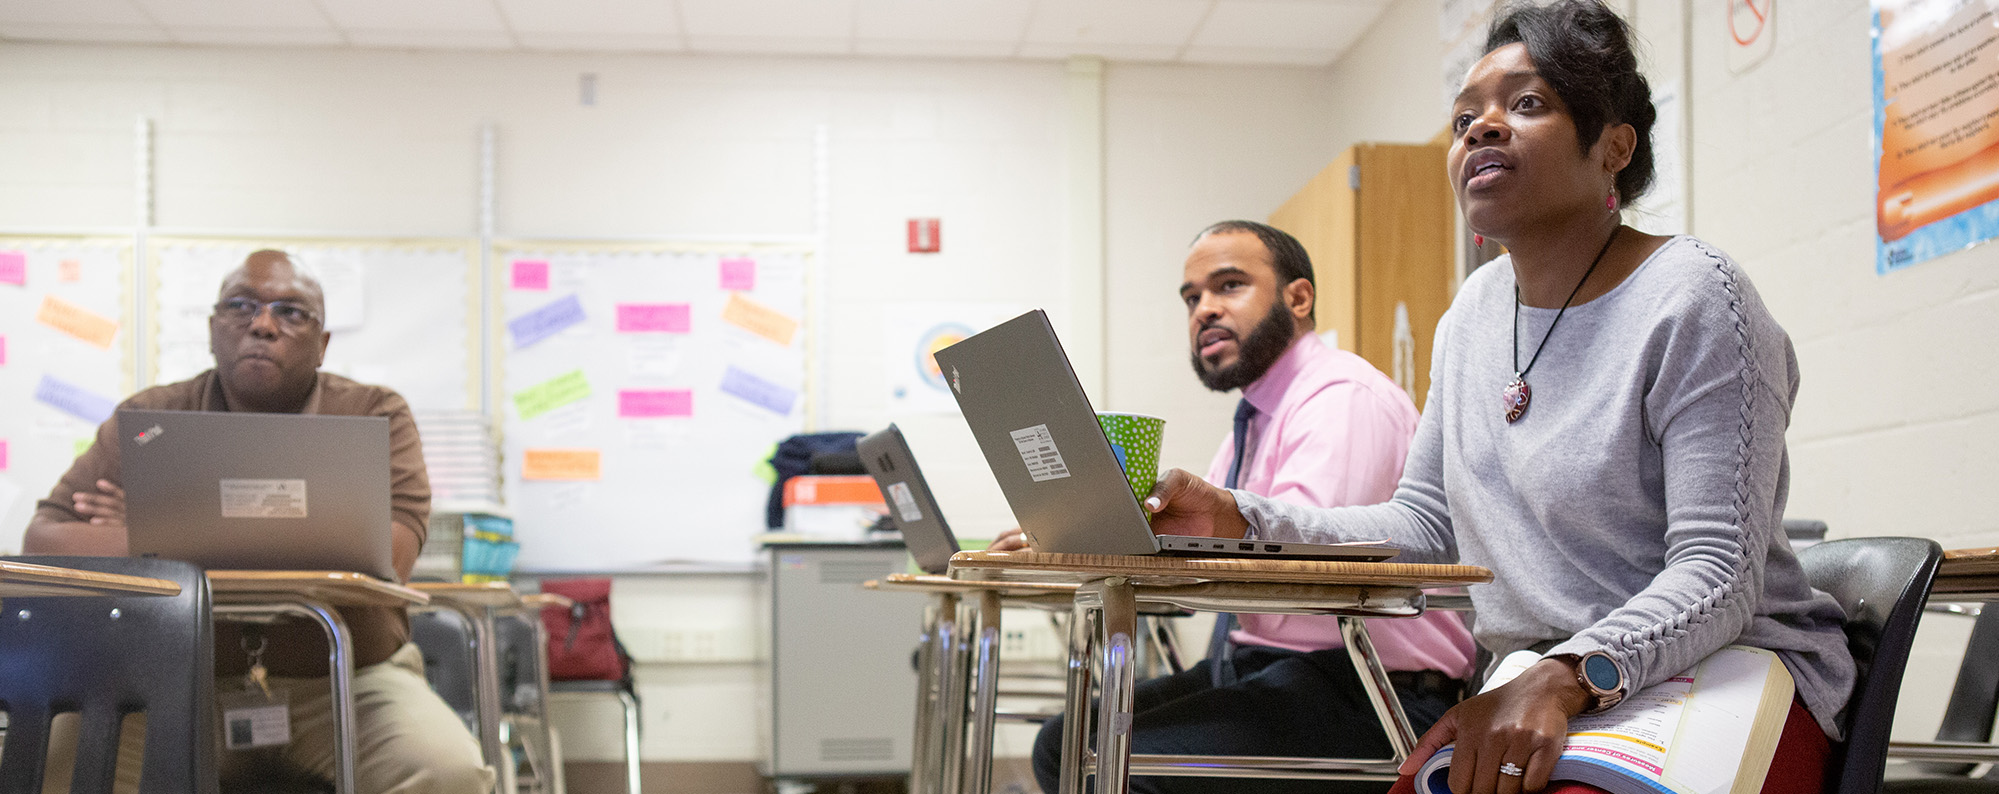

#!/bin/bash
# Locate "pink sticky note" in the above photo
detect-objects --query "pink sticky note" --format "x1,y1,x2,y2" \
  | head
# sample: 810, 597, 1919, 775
0, 440, 8, 470
0, 251, 24, 286
619, 389, 694, 418
720, 258, 756, 291
512, 260, 550, 291
617, 303, 691, 333
0, 334, 7, 365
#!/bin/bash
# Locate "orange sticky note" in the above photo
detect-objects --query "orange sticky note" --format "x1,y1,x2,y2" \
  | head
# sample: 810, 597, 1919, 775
721, 293, 798, 346
36, 295, 117, 350
58, 259, 81, 282
522, 448, 602, 481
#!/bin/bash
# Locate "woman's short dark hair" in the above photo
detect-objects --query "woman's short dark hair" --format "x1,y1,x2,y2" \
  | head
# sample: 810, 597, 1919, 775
1485, 0, 1656, 205
1193, 220, 1315, 292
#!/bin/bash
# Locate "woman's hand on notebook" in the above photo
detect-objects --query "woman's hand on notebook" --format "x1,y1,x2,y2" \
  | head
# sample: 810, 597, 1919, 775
1401, 658, 1592, 794
1143, 469, 1248, 540
71, 479, 127, 528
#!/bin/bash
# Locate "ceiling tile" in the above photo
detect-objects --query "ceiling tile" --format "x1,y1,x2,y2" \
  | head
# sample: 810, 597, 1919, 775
1179, 45, 1339, 66
516, 31, 683, 52
1190, 0, 1377, 52
684, 34, 851, 56
315, 0, 507, 32
1015, 41, 1180, 62
679, 0, 855, 39
1023, 0, 1211, 47
854, 38, 1015, 59
133, 0, 328, 29
171, 26, 346, 45
0, 0, 153, 26
497, 0, 678, 35
344, 28, 515, 49
853, 0, 1032, 44
0, 23, 172, 43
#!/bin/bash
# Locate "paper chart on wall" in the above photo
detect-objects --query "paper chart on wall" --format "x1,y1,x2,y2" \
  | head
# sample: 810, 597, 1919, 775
149, 239, 476, 411
0, 238, 132, 544
1871, 0, 1999, 272
883, 302, 1027, 414
497, 245, 810, 570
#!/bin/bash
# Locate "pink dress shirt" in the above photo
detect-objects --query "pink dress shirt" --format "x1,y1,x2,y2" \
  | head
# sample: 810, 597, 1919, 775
1206, 332, 1474, 677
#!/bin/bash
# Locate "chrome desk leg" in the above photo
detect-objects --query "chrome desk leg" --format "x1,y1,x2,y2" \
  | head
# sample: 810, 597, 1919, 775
910, 596, 945, 794
939, 594, 970, 794
1341, 618, 1415, 760
963, 591, 1003, 794
214, 600, 358, 794
1088, 578, 1139, 794
1150, 616, 1185, 675
425, 602, 507, 776
1057, 599, 1096, 794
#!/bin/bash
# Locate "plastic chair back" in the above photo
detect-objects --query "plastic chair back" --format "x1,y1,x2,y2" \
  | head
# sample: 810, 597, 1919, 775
1798, 536, 1944, 794
0, 555, 215, 793
410, 609, 479, 729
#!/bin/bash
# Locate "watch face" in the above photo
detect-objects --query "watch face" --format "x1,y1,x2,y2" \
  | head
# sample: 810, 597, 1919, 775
1582, 654, 1621, 691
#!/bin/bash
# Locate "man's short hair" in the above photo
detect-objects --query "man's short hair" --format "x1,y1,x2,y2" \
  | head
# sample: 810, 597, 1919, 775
1192, 220, 1316, 293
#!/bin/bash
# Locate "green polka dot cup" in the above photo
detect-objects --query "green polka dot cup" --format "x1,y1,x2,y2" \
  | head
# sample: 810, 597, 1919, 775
1096, 412, 1165, 509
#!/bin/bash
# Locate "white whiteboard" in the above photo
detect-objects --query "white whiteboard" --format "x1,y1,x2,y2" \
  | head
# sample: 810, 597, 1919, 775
0, 238, 132, 544
495, 244, 810, 570
149, 238, 477, 412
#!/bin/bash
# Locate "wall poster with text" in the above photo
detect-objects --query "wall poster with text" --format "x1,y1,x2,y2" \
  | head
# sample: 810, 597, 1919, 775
1873, 0, 1999, 273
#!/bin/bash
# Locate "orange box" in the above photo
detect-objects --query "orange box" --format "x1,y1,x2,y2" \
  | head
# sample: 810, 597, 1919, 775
783, 475, 886, 507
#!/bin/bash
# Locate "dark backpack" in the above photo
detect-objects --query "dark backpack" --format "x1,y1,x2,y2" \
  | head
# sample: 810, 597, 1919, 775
763, 431, 865, 529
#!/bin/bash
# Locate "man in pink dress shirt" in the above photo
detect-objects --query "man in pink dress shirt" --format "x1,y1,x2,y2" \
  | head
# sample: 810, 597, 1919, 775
1019, 221, 1477, 794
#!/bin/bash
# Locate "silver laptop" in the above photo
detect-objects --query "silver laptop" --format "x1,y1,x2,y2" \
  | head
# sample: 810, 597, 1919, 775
932, 310, 1397, 561
121, 409, 399, 581
858, 424, 961, 575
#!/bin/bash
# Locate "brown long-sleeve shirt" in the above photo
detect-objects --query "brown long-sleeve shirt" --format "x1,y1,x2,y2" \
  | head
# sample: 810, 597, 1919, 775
34, 369, 431, 676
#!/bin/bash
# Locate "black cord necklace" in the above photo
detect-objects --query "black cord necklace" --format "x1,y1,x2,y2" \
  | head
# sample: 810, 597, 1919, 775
1503, 225, 1621, 424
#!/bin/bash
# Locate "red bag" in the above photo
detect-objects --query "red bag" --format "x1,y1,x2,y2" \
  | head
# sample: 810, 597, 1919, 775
539, 578, 632, 682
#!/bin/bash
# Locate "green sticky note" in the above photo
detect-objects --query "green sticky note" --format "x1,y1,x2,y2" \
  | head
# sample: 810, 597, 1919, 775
514, 370, 591, 421
752, 441, 778, 484
73, 439, 92, 457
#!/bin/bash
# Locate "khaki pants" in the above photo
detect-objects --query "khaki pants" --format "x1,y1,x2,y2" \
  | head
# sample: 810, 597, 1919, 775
39, 643, 494, 794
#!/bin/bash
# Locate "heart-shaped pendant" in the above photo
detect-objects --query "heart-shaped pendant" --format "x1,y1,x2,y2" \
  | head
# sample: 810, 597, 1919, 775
1503, 377, 1531, 423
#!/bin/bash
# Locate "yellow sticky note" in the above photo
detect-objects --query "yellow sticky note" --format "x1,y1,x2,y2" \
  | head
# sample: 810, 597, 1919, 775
512, 370, 590, 421
522, 448, 601, 481
721, 293, 799, 347
36, 296, 118, 350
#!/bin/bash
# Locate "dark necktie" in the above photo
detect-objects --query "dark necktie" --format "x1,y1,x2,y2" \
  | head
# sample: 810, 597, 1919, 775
1209, 398, 1257, 686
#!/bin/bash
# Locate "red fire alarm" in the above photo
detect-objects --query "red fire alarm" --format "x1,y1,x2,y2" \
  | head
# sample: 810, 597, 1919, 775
908, 218, 941, 253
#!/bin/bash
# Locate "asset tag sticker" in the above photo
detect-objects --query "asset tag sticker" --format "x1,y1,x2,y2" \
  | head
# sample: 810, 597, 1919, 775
220, 689, 291, 749
1009, 424, 1070, 482
887, 481, 922, 522
220, 479, 308, 519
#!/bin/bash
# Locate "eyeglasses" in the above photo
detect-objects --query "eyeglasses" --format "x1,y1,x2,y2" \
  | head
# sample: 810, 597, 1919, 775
212, 297, 321, 330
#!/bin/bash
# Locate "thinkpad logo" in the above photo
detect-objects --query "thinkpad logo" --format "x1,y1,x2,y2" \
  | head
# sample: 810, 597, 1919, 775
133, 425, 164, 446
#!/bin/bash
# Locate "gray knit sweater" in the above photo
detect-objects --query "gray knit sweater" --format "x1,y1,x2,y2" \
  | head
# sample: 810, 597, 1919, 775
1234, 236, 1855, 737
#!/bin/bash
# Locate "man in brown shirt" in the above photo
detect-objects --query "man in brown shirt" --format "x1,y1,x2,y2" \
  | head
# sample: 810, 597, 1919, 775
25, 250, 491, 793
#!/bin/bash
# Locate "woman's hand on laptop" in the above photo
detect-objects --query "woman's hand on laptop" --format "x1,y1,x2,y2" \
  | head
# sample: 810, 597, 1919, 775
1143, 469, 1248, 540
988, 528, 1030, 551
71, 479, 127, 527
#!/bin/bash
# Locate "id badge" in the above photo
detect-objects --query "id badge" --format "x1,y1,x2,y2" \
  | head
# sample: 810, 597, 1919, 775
219, 688, 291, 750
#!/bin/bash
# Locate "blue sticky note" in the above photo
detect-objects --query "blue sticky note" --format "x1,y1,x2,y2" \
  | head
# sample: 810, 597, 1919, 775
508, 294, 587, 350
34, 374, 115, 424
719, 366, 797, 416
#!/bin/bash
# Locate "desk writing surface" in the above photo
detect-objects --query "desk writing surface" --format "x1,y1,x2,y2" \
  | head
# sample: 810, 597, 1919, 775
412, 581, 524, 609
1941, 548, 1999, 577
0, 560, 181, 598
207, 571, 430, 607
521, 592, 573, 611
948, 550, 1491, 589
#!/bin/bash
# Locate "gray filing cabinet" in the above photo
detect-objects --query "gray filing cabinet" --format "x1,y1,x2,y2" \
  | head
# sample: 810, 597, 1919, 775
759, 541, 925, 779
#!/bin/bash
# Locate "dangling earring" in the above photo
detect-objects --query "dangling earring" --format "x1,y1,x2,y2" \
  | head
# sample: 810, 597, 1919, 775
1473, 234, 1484, 247
1606, 191, 1619, 211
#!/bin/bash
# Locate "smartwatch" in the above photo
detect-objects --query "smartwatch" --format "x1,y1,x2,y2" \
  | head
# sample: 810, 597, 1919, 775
1573, 651, 1627, 714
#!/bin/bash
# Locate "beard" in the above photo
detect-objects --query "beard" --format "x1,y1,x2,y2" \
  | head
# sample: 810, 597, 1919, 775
1190, 301, 1297, 392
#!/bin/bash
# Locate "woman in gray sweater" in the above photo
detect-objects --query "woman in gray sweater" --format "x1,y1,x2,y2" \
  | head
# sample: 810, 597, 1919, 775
1142, 4, 1853, 794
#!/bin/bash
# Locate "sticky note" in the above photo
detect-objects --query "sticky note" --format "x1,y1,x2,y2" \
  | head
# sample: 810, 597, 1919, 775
0, 251, 23, 285
0, 334, 8, 365
58, 259, 81, 282
721, 293, 799, 346
513, 370, 591, 421
720, 257, 756, 291
0, 440, 8, 470
619, 389, 693, 418
720, 366, 797, 416
72, 439, 91, 458
34, 374, 116, 424
36, 295, 118, 350
617, 303, 691, 333
522, 449, 602, 481
508, 294, 586, 350
512, 260, 549, 291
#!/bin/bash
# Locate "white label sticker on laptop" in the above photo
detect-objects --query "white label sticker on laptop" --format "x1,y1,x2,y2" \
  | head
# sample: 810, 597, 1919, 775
887, 481, 923, 522
1009, 424, 1071, 482
220, 479, 309, 519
